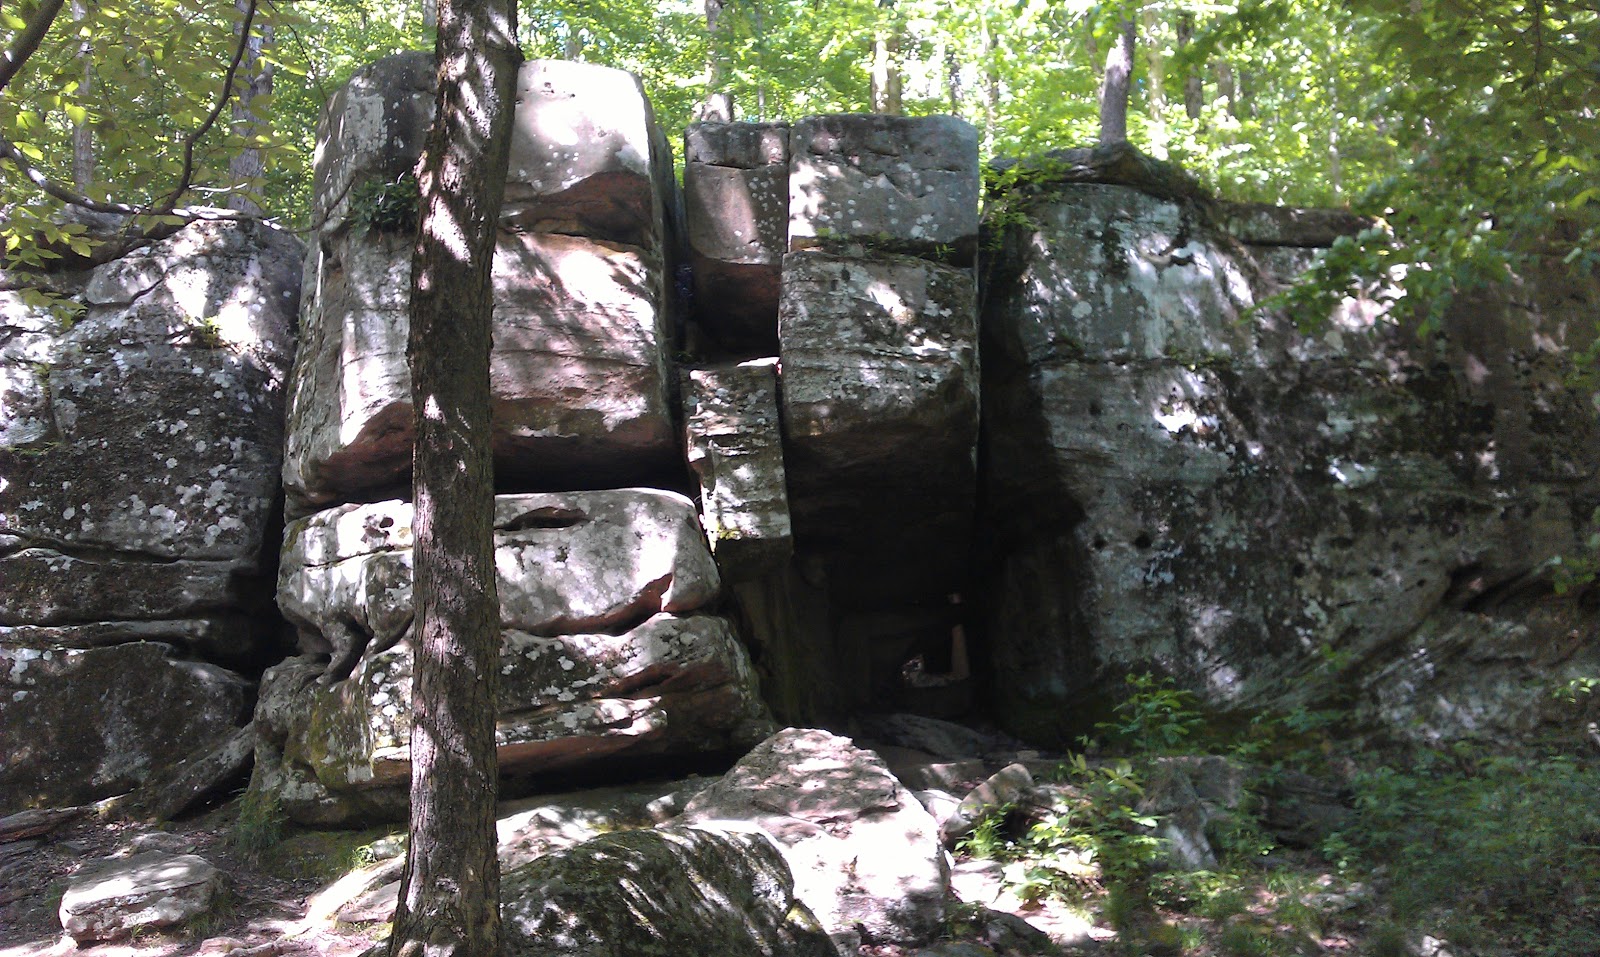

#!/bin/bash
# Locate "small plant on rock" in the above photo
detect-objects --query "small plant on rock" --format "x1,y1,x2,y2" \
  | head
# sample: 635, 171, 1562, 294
1098, 672, 1204, 754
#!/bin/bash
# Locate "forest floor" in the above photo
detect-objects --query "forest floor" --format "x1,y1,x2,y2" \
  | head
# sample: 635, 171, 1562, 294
0, 791, 1357, 957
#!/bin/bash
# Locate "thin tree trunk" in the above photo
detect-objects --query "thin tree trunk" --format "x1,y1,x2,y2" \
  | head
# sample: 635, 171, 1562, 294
945, 44, 961, 114
227, 0, 271, 215
1177, 13, 1202, 120
870, 0, 901, 115
386, 0, 519, 951
1098, 17, 1135, 145
1217, 60, 1237, 119
1142, 7, 1164, 121
698, 0, 733, 121
70, 0, 92, 191
982, 13, 998, 142
705, 0, 725, 88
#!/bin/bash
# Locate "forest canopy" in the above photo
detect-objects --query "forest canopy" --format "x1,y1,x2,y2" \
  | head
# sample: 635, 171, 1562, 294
1, 0, 1596, 316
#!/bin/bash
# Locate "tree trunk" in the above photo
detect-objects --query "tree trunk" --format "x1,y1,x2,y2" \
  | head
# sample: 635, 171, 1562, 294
697, 0, 734, 121
386, 0, 519, 951
870, 0, 902, 115
1142, 6, 1164, 121
945, 43, 961, 114
70, 0, 92, 191
1098, 17, 1135, 145
1217, 60, 1237, 119
1177, 13, 1202, 120
227, 0, 271, 215
705, 0, 725, 88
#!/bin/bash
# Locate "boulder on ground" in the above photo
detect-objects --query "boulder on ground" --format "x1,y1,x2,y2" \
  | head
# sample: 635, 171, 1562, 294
677, 727, 949, 947
59, 851, 220, 942
0, 641, 249, 814
501, 826, 838, 957
789, 114, 980, 265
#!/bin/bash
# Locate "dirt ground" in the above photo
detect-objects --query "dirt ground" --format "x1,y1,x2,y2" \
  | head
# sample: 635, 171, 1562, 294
0, 803, 383, 957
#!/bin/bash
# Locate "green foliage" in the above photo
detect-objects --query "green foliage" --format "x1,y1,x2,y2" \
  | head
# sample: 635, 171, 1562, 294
1549, 506, 1600, 596
231, 787, 284, 862
953, 801, 1014, 861
1340, 747, 1600, 955
1097, 672, 1204, 754
348, 172, 420, 236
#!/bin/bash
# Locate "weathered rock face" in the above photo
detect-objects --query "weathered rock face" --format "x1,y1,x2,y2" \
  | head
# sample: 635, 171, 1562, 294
258, 490, 771, 824
682, 359, 793, 578
501, 827, 838, 957
981, 179, 1600, 743
789, 114, 980, 265
684, 121, 790, 355
677, 728, 949, 949
0, 216, 300, 812
779, 249, 979, 606
283, 53, 680, 513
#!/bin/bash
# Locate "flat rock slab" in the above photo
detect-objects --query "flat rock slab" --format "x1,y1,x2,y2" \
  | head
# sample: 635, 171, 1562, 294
502, 827, 837, 957
677, 727, 949, 947
59, 851, 220, 942
279, 490, 721, 663
682, 360, 793, 577
789, 114, 979, 264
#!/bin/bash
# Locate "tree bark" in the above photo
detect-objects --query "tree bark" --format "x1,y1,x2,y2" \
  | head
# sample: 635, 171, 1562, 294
870, 0, 902, 115
1098, 17, 1136, 145
227, 0, 272, 215
70, 0, 93, 191
386, 0, 519, 952
1177, 13, 1202, 120
1217, 60, 1238, 119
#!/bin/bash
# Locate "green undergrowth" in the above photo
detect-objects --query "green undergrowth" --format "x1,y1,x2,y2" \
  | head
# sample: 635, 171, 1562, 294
953, 672, 1600, 956
231, 789, 402, 883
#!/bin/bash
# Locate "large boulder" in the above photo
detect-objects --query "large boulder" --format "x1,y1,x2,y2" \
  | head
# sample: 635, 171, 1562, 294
788, 114, 980, 265
283, 53, 680, 512
684, 121, 791, 355
0, 216, 299, 812
677, 728, 949, 949
0, 641, 250, 812
258, 490, 771, 824
501, 827, 838, 957
980, 178, 1600, 744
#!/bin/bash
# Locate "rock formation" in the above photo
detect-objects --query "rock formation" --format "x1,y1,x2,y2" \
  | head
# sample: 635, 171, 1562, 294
256, 490, 770, 824
980, 168, 1600, 743
283, 52, 682, 514
0, 217, 301, 813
